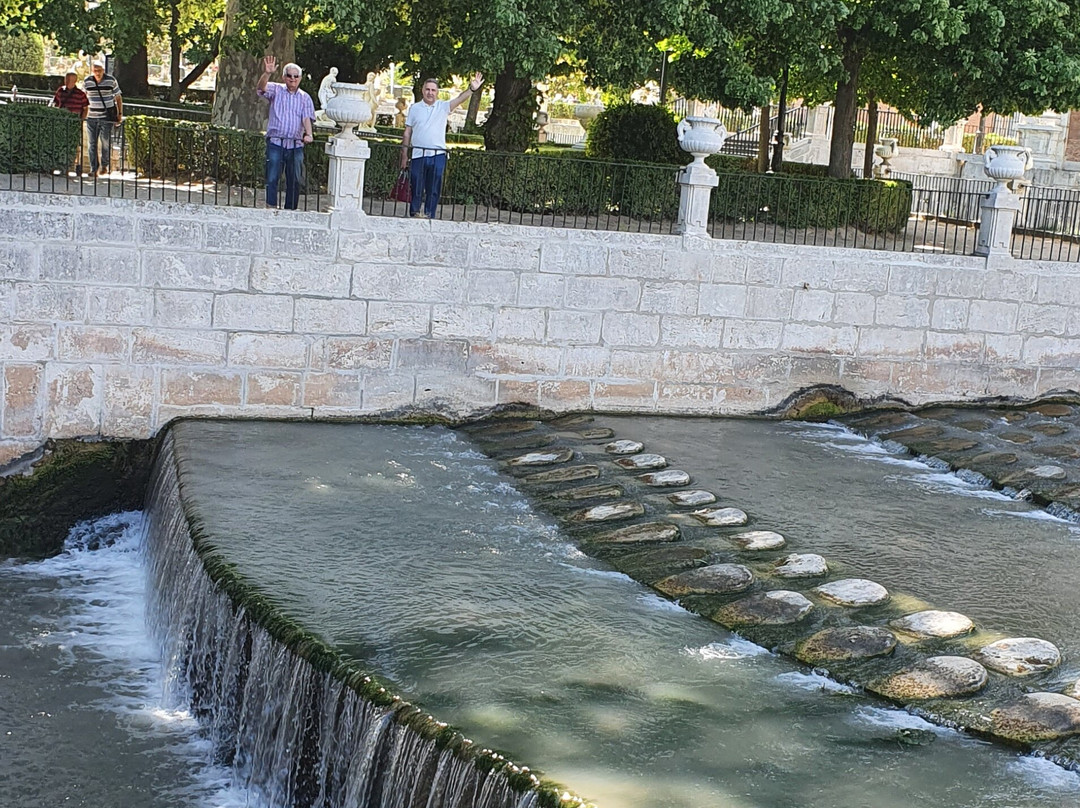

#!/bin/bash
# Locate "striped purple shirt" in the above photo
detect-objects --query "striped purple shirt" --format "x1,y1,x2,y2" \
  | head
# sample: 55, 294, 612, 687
258, 82, 315, 147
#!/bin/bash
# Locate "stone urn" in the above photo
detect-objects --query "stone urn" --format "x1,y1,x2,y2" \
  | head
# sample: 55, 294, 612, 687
325, 83, 373, 139
983, 144, 1033, 186
677, 116, 729, 164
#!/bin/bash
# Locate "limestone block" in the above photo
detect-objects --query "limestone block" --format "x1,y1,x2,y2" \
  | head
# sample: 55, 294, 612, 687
294, 298, 368, 335
213, 293, 293, 332
592, 381, 657, 410
538, 380, 590, 407
566, 276, 641, 311
658, 383, 717, 412
936, 267, 985, 299
0, 210, 74, 242
662, 350, 730, 379
723, 321, 783, 350
855, 327, 923, 358
782, 323, 858, 355
88, 286, 153, 325
743, 256, 782, 285
366, 302, 431, 336
1034, 368, 1080, 396
338, 231, 409, 263
227, 333, 310, 369
497, 379, 541, 405
984, 334, 1024, 362
161, 369, 242, 406
3, 363, 42, 436
887, 265, 935, 296
359, 372, 415, 410
15, 284, 85, 322
924, 331, 983, 363
518, 273, 566, 308
563, 346, 610, 378
875, 295, 931, 328
983, 271, 1036, 303
547, 310, 602, 344
143, 251, 249, 292
601, 312, 660, 347
204, 223, 265, 255
73, 213, 135, 244
352, 263, 465, 304
57, 326, 129, 362
540, 242, 607, 275
466, 270, 519, 305
931, 298, 969, 331
892, 362, 989, 396
431, 305, 495, 339
1035, 273, 1080, 307
745, 286, 793, 320
607, 248, 668, 279
1018, 303, 1069, 335
986, 366, 1037, 399
102, 365, 154, 438
791, 289, 834, 323
252, 257, 350, 297
468, 343, 562, 377
610, 350, 662, 379
831, 260, 889, 292
787, 357, 842, 386
968, 300, 1019, 333
0, 242, 39, 280
410, 234, 471, 267
302, 371, 361, 408
43, 364, 101, 437
138, 220, 203, 248
132, 328, 227, 365
0, 439, 41, 467
698, 283, 747, 317
1022, 336, 1080, 367
495, 307, 546, 342
397, 338, 468, 372
270, 226, 335, 258
660, 315, 723, 349
245, 371, 302, 406
414, 372, 497, 410
649, 250, 712, 283
325, 337, 393, 370
780, 256, 833, 289
0, 324, 55, 361
639, 281, 698, 316
472, 239, 540, 271
833, 292, 877, 326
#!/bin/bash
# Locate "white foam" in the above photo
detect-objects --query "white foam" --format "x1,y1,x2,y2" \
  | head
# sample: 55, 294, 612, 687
1005, 754, 1080, 791
775, 670, 856, 693
980, 507, 1075, 524
850, 706, 959, 738
636, 593, 688, 613
688, 637, 771, 661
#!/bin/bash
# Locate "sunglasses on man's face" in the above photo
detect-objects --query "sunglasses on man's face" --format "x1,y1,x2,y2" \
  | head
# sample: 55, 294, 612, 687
285, 73, 300, 79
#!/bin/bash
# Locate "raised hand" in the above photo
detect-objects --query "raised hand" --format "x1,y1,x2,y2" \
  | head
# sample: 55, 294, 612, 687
263, 55, 277, 76
469, 72, 484, 91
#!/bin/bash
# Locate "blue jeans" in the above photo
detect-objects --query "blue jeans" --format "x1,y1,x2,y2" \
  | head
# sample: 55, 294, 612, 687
409, 152, 447, 218
86, 118, 114, 173
266, 141, 305, 210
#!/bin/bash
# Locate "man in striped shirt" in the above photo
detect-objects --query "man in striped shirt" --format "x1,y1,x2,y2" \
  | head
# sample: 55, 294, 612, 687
257, 55, 315, 210
83, 62, 122, 176
52, 71, 89, 175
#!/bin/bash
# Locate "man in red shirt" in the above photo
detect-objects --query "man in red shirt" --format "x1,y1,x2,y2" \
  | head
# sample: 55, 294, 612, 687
52, 71, 89, 175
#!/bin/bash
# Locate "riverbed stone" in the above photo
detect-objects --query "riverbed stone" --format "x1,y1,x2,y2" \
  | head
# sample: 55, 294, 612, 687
889, 610, 974, 639
549, 483, 624, 501
955, 418, 993, 432
579, 428, 616, 440
991, 693, 1080, 742
977, 637, 1061, 676
923, 437, 980, 453
713, 590, 814, 627
813, 578, 890, 607
472, 420, 539, 436
882, 424, 946, 442
795, 626, 897, 665
1029, 423, 1070, 436
524, 465, 599, 484
668, 490, 716, 507
1029, 403, 1075, 418
655, 563, 754, 597
489, 432, 557, 451
1031, 444, 1080, 459
590, 521, 680, 544
605, 440, 644, 455
691, 507, 749, 527
870, 656, 988, 700
1025, 464, 1067, 480
572, 501, 644, 523
508, 448, 574, 467
731, 530, 786, 550
638, 469, 690, 487
1000, 411, 1028, 423
614, 453, 668, 470
999, 430, 1035, 444
969, 451, 1019, 466
549, 414, 593, 428
773, 553, 828, 578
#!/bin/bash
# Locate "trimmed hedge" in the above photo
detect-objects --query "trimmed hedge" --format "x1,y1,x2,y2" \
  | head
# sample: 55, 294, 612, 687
0, 103, 81, 173
586, 103, 682, 165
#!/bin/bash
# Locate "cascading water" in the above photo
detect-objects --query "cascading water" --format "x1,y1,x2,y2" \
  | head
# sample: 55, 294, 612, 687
142, 433, 541, 808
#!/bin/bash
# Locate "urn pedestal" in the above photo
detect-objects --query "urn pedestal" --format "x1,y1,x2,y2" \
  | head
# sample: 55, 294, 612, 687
975, 146, 1031, 258
675, 117, 728, 237
324, 83, 374, 138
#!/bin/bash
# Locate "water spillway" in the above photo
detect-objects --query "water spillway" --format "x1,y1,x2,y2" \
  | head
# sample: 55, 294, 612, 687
116, 417, 1080, 808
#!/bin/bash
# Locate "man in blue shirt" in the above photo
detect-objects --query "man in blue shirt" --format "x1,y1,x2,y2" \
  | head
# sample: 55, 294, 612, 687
83, 62, 122, 176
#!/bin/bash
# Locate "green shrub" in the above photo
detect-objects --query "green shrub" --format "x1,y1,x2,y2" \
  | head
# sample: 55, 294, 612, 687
960, 131, 1017, 154
0, 104, 80, 172
586, 103, 682, 164
546, 101, 575, 119
0, 33, 44, 74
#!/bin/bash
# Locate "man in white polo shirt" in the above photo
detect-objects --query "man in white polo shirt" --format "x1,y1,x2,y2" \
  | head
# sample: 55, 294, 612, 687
399, 72, 483, 219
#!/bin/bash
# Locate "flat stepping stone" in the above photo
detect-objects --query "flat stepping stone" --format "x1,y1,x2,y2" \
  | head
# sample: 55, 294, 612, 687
549, 484, 623, 501
491, 433, 557, 451
923, 437, 980, 453
655, 563, 754, 597
889, 610, 974, 639
524, 465, 599, 484
579, 427, 615, 440
870, 656, 988, 700
1032, 444, 1080, 459
639, 470, 690, 487
882, 424, 946, 442
691, 507, 749, 527
668, 490, 716, 507
1027, 465, 1067, 480
773, 553, 828, 578
999, 431, 1035, 444
713, 590, 813, 627
977, 637, 1061, 676
508, 448, 574, 467
813, 578, 889, 607
614, 453, 667, 470
549, 414, 593, 428
590, 521, 680, 544
991, 693, 1080, 742
1029, 423, 1070, 436
955, 418, 993, 431
795, 626, 897, 665
730, 530, 786, 550
605, 440, 643, 455
1028, 403, 1074, 417
969, 451, 1018, 465
572, 501, 644, 523
472, 420, 539, 436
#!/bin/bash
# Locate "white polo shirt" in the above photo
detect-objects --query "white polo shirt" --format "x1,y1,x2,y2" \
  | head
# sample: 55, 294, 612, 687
406, 100, 451, 158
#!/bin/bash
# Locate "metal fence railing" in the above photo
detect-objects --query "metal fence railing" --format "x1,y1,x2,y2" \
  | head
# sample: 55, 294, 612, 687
1013, 186, 1080, 261
5, 90, 212, 121
853, 109, 944, 150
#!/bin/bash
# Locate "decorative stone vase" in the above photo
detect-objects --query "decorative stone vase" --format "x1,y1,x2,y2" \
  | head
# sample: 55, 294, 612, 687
983, 144, 1033, 186
677, 116, 729, 165
325, 83, 373, 139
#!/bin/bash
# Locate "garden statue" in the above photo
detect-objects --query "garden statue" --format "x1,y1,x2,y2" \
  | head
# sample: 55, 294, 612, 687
315, 67, 339, 128
872, 137, 899, 177
394, 97, 408, 128
361, 72, 382, 131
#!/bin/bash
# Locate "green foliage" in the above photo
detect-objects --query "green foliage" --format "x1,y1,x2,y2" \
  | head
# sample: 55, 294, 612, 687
546, 101, 575, 119
586, 102, 681, 164
0, 103, 80, 173
960, 132, 1017, 155
295, 26, 368, 89
0, 32, 44, 73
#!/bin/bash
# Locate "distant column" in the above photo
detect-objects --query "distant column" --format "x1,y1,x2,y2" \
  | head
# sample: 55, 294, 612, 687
325, 137, 371, 212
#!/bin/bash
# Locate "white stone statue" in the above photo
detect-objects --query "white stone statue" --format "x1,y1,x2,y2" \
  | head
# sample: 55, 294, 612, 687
361, 72, 382, 131
315, 67, 339, 128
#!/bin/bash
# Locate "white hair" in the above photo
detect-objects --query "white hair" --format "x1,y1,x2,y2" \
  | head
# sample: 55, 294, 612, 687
283, 63, 302, 76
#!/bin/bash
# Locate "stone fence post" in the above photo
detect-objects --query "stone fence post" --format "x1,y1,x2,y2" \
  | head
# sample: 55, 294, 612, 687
975, 145, 1032, 259
674, 117, 728, 237
325, 136, 371, 212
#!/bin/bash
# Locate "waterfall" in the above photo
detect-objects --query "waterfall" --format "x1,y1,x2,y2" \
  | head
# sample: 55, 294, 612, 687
142, 432, 544, 808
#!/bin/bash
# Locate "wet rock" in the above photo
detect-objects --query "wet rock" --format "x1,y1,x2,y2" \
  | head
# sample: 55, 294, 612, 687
991, 693, 1080, 742
605, 440, 644, 455
525, 465, 599, 484
999, 431, 1035, 444
611, 546, 708, 581
795, 626, 897, 665
977, 637, 1061, 676
813, 578, 889, 607
882, 424, 946, 442
731, 530, 786, 550
508, 448, 574, 467
572, 501, 644, 523
955, 419, 993, 432
773, 553, 828, 578
472, 420, 539, 436
851, 412, 912, 430
713, 590, 814, 627
1031, 445, 1080, 459
614, 453, 668, 470
691, 507, 749, 527
1028, 403, 1075, 418
590, 521, 680, 544
870, 656, 988, 700
579, 428, 616, 440
1068, 681, 1080, 700
655, 563, 754, 597
969, 451, 1019, 466
638, 470, 690, 487
920, 407, 959, 420
1029, 423, 1070, 437
668, 490, 716, 507
889, 610, 974, 639
549, 414, 593, 428
922, 437, 979, 453
489, 433, 557, 451
1026, 465, 1067, 480
549, 484, 624, 501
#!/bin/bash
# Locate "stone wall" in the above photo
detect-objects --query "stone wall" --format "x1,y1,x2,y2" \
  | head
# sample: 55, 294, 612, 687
2, 191, 1080, 466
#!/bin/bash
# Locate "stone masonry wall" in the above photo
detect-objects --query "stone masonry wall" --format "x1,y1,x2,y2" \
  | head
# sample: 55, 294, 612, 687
2, 191, 1080, 466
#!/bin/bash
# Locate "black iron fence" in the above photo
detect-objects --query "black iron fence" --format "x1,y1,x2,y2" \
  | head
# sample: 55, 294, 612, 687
720, 106, 809, 157
1014, 186, 1080, 261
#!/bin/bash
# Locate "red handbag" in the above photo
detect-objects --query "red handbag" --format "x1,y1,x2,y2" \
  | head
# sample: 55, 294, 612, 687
389, 168, 411, 203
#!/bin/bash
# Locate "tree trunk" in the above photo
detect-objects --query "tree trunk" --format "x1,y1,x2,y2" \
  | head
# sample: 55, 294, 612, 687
213, 0, 294, 130
863, 99, 878, 177
169, 0, 182, 101
483, 63, 536, 153
757, 103, 771, 172
465, 81, 483, 130
975, 109, 987, 154
115, 44, 150, 99
770, 65, 788, 173
827, 38, 863, 179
